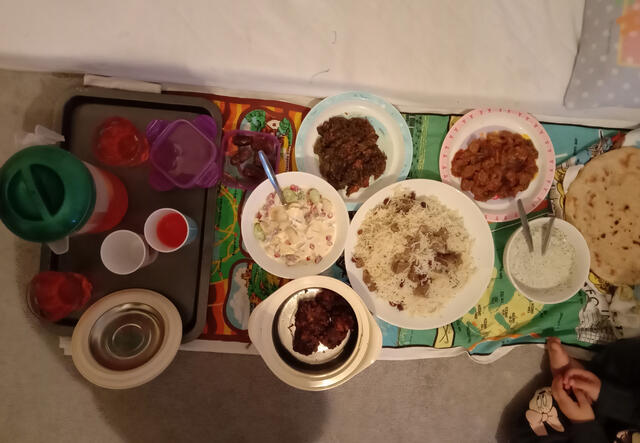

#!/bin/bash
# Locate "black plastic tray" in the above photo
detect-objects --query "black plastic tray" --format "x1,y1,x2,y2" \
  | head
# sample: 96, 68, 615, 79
41, 87, 220, 342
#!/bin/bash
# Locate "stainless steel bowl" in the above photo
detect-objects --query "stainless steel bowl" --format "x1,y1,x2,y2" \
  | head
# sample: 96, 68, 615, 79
88, 302, 165, 371
271, 287, 359, 374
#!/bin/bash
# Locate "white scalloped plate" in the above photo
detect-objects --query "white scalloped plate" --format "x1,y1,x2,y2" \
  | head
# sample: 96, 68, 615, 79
439, 108, 556, 222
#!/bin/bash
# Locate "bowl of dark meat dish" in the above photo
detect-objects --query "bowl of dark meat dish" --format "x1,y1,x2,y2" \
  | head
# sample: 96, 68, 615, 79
248, 276, 382, 391
294, 91, 414, 210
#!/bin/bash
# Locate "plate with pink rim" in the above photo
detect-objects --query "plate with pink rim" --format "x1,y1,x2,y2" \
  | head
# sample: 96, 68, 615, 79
439, 108, 556, 223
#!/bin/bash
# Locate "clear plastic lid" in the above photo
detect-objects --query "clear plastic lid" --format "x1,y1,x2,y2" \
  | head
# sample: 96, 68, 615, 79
147, 116, 222, 191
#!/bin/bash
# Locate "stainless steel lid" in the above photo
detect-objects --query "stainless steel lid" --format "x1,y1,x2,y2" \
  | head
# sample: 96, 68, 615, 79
89, 302, 164, 371
272, 287, 359, 374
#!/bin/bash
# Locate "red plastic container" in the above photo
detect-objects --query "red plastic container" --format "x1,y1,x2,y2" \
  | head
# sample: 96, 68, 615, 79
27, 271, 92, 322
93, 117, 150, 167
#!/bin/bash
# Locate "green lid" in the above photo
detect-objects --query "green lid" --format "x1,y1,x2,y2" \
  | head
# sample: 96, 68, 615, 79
0, 145, 96, 242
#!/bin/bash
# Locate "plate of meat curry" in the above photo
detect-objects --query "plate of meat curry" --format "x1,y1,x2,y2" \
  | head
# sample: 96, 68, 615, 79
295, 91, 413, 210
439, 108, 556, 222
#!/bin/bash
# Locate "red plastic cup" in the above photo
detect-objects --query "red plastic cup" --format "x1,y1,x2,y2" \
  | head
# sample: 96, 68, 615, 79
144, 208, 198, 253
93, 117, 150, 167
27, 271, 92, 322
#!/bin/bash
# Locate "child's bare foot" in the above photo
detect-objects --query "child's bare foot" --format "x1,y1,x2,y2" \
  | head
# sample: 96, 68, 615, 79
547, 337, 583, 378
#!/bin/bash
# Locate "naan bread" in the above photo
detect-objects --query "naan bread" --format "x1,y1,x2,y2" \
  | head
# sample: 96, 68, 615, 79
565, 147, 640, 286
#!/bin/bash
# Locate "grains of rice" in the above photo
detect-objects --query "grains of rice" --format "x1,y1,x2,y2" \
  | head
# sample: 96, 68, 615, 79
353, 187, 474, 315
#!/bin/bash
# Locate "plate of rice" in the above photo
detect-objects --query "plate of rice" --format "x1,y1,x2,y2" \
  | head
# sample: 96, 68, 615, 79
344, 179, 494, 330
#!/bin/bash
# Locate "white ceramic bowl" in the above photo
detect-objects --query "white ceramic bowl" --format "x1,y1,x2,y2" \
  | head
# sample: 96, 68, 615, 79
503, 217, 590, 304
241, 171, 349, 279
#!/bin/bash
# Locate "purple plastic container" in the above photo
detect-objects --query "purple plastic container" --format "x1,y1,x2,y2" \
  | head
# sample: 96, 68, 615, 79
146, 115, 222, 191
221, 130, 281, 190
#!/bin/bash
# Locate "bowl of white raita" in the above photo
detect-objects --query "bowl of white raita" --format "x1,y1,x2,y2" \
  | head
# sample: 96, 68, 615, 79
503, 217, 590, 304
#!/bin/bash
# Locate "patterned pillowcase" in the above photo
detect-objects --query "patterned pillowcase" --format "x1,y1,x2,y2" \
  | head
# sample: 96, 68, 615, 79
565, 0, 640, 109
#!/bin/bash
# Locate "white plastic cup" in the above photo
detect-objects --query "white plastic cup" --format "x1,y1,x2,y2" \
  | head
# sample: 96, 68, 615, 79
100, 230, 158, 275
144, 208, 198, 253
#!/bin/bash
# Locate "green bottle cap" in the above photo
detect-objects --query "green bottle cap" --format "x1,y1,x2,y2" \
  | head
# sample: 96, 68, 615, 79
0, 145, 96, 242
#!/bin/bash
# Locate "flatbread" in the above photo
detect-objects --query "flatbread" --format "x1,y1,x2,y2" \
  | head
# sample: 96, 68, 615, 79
565, 147, 640, 286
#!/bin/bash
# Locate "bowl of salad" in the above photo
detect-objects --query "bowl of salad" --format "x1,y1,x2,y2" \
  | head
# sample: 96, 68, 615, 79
241, 171, 350, 279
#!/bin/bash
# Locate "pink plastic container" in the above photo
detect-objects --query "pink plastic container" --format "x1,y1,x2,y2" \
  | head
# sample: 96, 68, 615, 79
146, 115, 222, 191
221, 130, 281, 190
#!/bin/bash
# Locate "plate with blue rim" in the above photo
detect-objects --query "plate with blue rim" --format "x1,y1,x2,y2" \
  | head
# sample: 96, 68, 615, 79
295, 91, 413, 210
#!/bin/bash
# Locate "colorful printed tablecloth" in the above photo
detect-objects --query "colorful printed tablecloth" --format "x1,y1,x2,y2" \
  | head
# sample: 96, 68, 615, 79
191, 93, 626, 357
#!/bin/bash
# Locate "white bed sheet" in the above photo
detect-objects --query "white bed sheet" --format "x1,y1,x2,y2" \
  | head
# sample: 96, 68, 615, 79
1, 0, 639, 126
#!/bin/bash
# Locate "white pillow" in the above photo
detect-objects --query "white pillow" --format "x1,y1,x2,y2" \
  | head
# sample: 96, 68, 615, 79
565, 0, 640, 109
